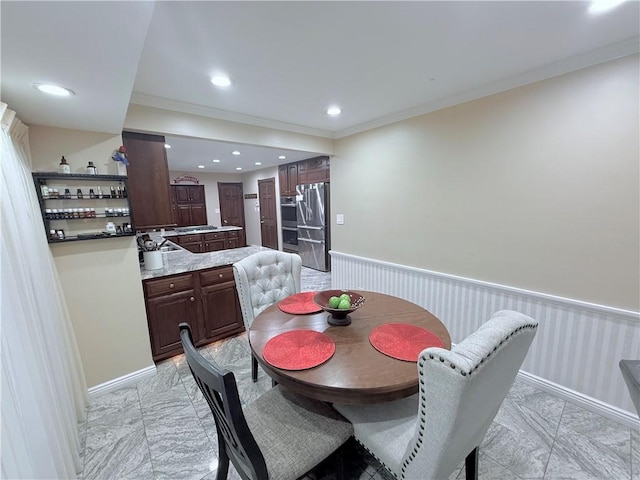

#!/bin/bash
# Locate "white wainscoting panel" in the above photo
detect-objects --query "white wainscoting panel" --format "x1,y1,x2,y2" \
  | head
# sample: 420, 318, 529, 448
331, 251, 640, 426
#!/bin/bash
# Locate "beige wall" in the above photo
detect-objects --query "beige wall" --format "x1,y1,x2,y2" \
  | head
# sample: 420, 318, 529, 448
169, 170, 242, 227
331, 55, 640, 311
29, 125, 154, 388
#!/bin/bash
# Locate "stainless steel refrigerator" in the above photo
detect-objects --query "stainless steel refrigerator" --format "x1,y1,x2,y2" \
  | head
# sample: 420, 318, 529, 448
296, 182, 330, 271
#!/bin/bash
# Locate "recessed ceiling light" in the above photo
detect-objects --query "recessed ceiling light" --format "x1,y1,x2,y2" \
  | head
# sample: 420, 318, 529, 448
326, 106, 342, 116
212, 159, 221, 163
211, 75, 232, 87
232, 150, 241, 156
197, 165, 205, 169
254, 162, 262, 166
589, 0, 626, 13
278, 155, 286, 160
33, 83, 74, 96
235, 167, 242, 171
164, 144, 171, 149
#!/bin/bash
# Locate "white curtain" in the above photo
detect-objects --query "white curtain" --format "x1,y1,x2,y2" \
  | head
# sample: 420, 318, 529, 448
1, 103, 88, 479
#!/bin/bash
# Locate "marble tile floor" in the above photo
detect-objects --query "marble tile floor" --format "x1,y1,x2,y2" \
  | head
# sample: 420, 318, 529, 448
79, 268, 639, 480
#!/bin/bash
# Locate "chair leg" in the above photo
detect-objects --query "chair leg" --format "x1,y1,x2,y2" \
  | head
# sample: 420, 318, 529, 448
465, 447, 479, 480
251, 354, 258, 383
335, 446, 345, 480
216, 446, 230, 480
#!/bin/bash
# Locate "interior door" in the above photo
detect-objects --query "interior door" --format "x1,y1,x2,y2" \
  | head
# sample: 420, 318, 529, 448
218, 182, 246, 245
258, 178, 278, 250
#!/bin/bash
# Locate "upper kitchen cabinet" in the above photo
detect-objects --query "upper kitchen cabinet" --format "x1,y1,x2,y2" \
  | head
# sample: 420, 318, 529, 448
171, 185, 208, 227
297, 156, 330, 184
122, 131, 175, 230
278, 156, 330, 196
278, 163, 298, 196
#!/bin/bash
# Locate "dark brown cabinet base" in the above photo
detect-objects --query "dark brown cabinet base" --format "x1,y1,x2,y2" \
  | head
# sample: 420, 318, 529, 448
170, 230, 242, 253
143, 266, 244, 361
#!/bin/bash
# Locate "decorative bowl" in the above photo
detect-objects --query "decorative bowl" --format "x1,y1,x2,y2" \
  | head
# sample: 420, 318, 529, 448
313, 290, 365, 326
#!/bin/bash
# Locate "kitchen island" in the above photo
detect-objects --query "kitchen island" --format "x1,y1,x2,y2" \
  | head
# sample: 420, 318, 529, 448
140, 232, 272, 361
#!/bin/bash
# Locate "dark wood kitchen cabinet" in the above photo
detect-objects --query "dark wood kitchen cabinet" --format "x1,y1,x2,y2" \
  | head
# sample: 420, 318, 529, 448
203, 231, 227, 252
297, 156, 330, 183
171, 185, 208, 227
172, 233, 204, 253
199, 267, 243, 339
171, 230, 241, 253
226, 230, 240, 249
176, 203, 207, 227
143, 266, 244, 361
122, 132, 175, 230
278, 163, 298, 196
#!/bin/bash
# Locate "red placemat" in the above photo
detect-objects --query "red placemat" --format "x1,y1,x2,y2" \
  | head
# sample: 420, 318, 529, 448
369, 323, 444, 362
278, 292, 323, 314
263, 330, 335, 370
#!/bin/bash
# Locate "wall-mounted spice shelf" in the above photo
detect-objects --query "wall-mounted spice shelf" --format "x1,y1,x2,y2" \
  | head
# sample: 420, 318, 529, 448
32, 172, 136, 243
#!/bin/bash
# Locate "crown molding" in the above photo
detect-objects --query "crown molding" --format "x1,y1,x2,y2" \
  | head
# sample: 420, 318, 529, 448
130, 37, 638, 142
129, 93, 335, 139
334, 36, 640, 139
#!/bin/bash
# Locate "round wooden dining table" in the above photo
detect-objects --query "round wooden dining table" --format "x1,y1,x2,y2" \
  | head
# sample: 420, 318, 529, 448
248, 291, 451, 405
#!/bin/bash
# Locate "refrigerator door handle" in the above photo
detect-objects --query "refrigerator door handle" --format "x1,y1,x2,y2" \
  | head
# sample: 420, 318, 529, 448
297, 225, 322, 230
297, 238, 325, 244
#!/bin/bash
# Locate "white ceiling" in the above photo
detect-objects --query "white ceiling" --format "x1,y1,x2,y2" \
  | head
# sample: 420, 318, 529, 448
2, 1, 638, 173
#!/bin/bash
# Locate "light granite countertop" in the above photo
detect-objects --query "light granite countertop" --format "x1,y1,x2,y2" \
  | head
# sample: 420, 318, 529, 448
139, 230, 270, 280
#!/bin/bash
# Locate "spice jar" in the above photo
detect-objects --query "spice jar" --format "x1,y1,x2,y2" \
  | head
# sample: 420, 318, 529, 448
86, 161, 97, 175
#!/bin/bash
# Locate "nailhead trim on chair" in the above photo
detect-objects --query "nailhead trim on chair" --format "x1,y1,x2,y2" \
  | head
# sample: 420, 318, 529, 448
354, 438, 400, 479
398, 323, 538, 479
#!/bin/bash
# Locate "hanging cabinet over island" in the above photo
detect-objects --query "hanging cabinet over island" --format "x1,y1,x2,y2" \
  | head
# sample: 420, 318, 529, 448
122, 131, 176, 231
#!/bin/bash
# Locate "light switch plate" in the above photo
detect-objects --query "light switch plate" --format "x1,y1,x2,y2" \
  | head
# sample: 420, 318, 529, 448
336, 214, 344, 225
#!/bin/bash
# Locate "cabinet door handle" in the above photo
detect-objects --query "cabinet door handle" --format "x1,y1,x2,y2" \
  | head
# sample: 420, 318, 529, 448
218, 273, 224, 278
169, 283, 175, 289
190, 296, 195, 302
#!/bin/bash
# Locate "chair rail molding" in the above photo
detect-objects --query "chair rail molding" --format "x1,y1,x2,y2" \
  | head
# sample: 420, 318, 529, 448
330, 250, 640, 428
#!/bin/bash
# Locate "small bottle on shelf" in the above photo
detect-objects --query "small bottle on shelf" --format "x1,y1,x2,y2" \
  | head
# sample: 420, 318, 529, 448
122, 185, 127, 198
86, 161, 97, 175
41, 185, 50, 197
45, 209, 52, 219
58, 156, 70, 174
110, 186, 116, 198
76, 188, 83, 199
89, 188, 96, 199
97, 186, 103, 199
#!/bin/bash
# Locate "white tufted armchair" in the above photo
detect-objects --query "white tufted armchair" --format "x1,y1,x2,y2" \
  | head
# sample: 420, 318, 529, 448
334, 310, 538, 480
233, 250, 302, 382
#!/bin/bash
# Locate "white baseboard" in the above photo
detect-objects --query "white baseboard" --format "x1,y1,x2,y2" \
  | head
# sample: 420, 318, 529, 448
517, 370, 639, 429
88, 364, 157, 399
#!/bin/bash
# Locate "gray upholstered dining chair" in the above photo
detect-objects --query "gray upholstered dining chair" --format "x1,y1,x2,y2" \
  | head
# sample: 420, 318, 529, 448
334, 310, 538, 480
179, 323, 352, 480
233, 250, 302, 381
